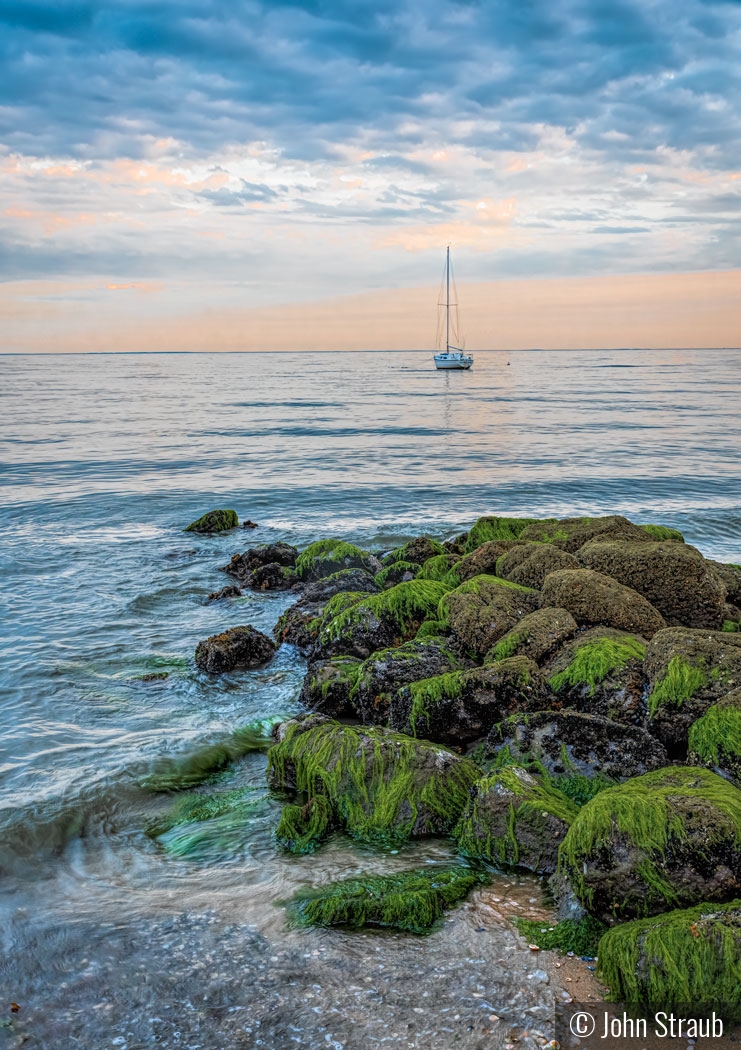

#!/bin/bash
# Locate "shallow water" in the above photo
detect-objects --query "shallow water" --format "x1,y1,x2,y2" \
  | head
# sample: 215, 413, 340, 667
1, 348, 740, 1049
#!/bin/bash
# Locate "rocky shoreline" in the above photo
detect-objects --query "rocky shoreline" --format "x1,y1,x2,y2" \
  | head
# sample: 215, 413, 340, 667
177, 511, 741, 1013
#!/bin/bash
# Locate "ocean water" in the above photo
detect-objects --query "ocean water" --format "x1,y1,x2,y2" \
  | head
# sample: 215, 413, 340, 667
1, 347, 740, 1050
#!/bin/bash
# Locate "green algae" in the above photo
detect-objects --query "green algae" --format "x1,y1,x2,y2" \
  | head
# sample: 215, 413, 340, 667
318, 591, 367, 629
723, 619, 740, 633
464, 516, 539, 553
688, 703, 741, 768
489, 632, 524, 662
374, 560, 418, 588
267, 719, 479, 848
549, 636, 646, 696
639, 523, 685, 542
184, 508, 238, 533
415, 618, 450, 640
513, 915, 606, 956
597, 900, 741, 1009
648, 655, 708, 716
285, 866, 487, 934
141, 716, 281, 792
407, 671, 465, 734
550, 771, 617, 808
148, 786, 270, 858
295, 539, 370, 580
559, 767, 741, 914
147, 786, 264, 838
417, 554, 457, 582
321, 580, 450, 644
275, 796, 333, 854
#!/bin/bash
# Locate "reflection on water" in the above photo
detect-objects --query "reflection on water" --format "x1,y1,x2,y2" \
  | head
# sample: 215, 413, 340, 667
0, 348, 739, 1047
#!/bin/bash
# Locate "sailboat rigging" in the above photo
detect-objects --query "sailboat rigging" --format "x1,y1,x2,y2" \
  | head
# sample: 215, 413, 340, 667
434, 246, 473, 370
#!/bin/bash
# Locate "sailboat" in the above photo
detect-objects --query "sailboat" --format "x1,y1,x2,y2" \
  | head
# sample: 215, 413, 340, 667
434, 246, 473, 370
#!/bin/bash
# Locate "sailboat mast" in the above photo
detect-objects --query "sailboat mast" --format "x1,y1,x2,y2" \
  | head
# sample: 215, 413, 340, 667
446, 245, 450, 352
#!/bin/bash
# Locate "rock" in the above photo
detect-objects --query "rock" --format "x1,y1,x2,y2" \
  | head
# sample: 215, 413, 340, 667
597, 900, 741, 1006
710, 560, 741, 605
687, 688, 741, 787
302, 569, 380, 603
249, 562, 293, 591
487, 710, 668, 783
273, 602, 323, 651
272, 572, 380, 651
447, 540, 525, 584
375, 560, 418, 588
389, 656, 554, 747
184, 508, 238, 533
645, 627, 741, 751
383, 536, 445, 566
579, 539, 727, 629
443, 532, 468, 555
440, 575, 540, 657
311, 580, 450, 660
300, 657, 363, 718
295, 539, 374, 582
559, 766, 741, 921
267, 713, 480, 848
195, 625, 276, 673
454, 766, 578, 874
543, 627, 648, 725
485, 607, 578, 666
464, 516, 541, 553
539, 568, 666, 638
241, 519, 259, 529
350, 640, 462, 726
496, 544, 580, 590
519, 514, 652, 553
222, 542, 298, 583
205, 584, 242, 602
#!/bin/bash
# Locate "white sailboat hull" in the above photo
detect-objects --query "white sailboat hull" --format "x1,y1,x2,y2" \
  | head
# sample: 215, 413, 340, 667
434, 352, 473, 370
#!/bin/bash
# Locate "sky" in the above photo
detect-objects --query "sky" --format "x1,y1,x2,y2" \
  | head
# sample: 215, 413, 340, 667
1, 0, 741, 351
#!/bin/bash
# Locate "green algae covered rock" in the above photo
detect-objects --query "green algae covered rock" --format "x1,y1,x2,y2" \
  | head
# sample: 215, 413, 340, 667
496, 544, 580, 590
285, 866, 487, 934
383, 536, 445, 566
374, 560, 418, 588
579, 539, 727, 629
300, 656, 363, 718
597, 900, 741, 1008
455, 765, 578, 874
275, 795, 333, 854
184, 508, 238, 533
416, 553, 460, 582
295, 539, 374, 581
645, 627, 741, 750
485, 607, 577, 666
390, 656, 553, 747
439, 575, 540, 657
445, 540, 524, 585
688, 688, 741, 787
540, 568, 666, 639
349, 640, 461, 726
559, 767, 741, 922
519, 514, 651, 553
266, 713, 480, 849
544, 627, 648, 725
464, 516, 540, 553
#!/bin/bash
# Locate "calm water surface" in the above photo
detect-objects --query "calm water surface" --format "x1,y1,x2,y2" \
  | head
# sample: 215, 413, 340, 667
1, 349, 740, 1049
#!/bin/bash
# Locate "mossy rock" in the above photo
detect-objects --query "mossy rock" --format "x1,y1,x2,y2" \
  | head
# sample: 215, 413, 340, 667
184, 508, 238, 533
275, 796, 333, 854
285, 866, 487, 934
313, 579, 451, 660
544, 627, 648, 725
709, 561, 741, 605
496, 544, 580, 590
454, 765, 578, 874
519, 514, 651, 553
639, 523, 685, 542
273, 603, 323, 651
416, 553, 460, 582
301, 656, 363, 718
439, 575, 540, 657
485, 607, 577, 666
464, 516, 540, 553
274, 573, 380, 651
597, 900, 741, 1008
267, 713, 480, 849
559, 766, 741, 921
645, 627, 741, 751
688, 688, 741, 787
540, 568, 666, 639
375, 560, 419, 588
579, 539, 727, 630
222, 541, 298, 582
390, 656, 553, 747
383, 536, 445, 566
487, 710, 667, 783
445, 540, 525, 585
295, 539, 373, 582
195, 624, 276, 673
350, 640, 461, 726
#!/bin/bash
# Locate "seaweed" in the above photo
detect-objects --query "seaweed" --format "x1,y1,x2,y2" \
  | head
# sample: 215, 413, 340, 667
688, 702, 741, 768
285, 866, 487, 934
550, 636, 646, 695
489, 632, 524, 662
295, 540, 370, 580
417, 554, 458, 582
275, 796, 333, 853
464, 516, 540, 553
513, 915, 606, 956
639, 523, 685, 542
647, 655, 708, 716
406, 671, 465, 733
374, 561, 418, 588
321, 580, 450, 643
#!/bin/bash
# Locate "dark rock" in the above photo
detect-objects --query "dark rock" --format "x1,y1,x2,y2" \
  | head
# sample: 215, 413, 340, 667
579, 540, 727, 629
710, 560, 741, 605
383, 536, 445, 566
485, 607, 578, 666
351, 640, 462, 726
222, 542, 298, 582
241, 519, 259, 529
195, 625, 276, 673
645, 627, 741, 751
487, 710, 668, 782
249, 562, 293, 591
389, 656, 554, 747
496, 544, 580, 590
519, 514, 652, 553
205, 584, 242, 602
560, 766, 741, 921
301, 657, 363, 718
301, 569, 380, 603
274, 601, 323, 651
441, 575, 540, 657
184, 508, 238, 533
540, 568, 666, 638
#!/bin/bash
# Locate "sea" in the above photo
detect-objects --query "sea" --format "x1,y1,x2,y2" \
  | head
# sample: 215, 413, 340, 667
1, 347, 740, 1050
